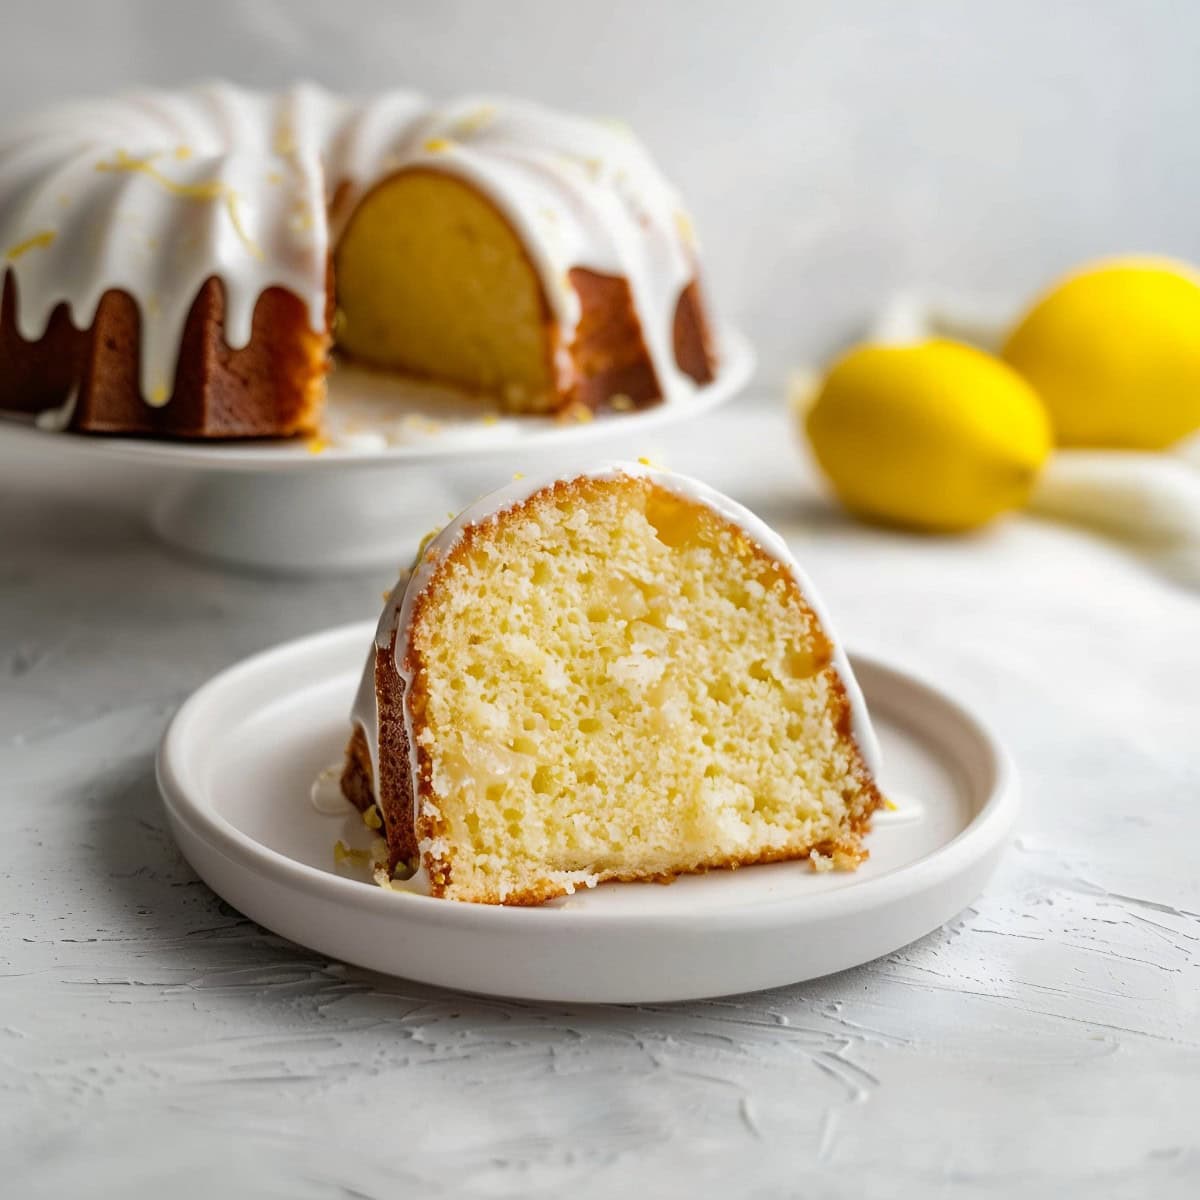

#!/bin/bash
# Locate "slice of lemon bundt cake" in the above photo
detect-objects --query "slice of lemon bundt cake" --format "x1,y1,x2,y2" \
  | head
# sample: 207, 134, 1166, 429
342, 463, 882, 904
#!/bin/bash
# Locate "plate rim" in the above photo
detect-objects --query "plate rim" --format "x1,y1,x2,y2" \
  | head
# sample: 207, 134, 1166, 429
2, 327, 755, 474
157, 620, 1020, 933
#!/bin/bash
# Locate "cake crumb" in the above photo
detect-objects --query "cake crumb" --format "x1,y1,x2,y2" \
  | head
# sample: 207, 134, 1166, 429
557, 401, 594, 424
334, 839, 370, 866
810, 842, 868, 873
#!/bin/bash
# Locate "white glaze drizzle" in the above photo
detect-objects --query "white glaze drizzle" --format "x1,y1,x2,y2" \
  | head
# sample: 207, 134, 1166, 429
0, 84, 700, 408
310, 766, 351, 815
349, 463, 883, 889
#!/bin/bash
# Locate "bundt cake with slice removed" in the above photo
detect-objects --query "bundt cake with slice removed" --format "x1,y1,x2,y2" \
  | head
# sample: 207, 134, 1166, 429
0, 84, 716, 438
342, 463, 883, 905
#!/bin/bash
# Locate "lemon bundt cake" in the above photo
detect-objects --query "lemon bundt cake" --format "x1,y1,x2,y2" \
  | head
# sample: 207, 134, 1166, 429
0, 85, 715, 439
341, 463, 882, 905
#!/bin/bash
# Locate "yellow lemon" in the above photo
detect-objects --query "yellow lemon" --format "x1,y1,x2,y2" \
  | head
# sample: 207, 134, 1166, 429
1001, 257, 1200, 449
805, 339, 1051, 532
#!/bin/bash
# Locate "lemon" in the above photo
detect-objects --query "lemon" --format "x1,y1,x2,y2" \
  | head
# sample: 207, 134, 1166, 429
1001, 257, 1200, 449
805, 339, 1051, 532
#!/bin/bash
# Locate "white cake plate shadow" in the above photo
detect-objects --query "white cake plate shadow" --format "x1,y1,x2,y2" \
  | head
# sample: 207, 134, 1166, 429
157, 621, 1019, 1005
1, 329, 753, 573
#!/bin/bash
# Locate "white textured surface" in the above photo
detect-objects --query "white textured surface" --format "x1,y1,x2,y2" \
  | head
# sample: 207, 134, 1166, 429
2, 400, 1198, 1196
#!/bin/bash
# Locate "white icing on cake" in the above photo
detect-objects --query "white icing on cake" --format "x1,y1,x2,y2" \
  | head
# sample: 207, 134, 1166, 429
0, 83, 700, 409
349, 462, 883, 892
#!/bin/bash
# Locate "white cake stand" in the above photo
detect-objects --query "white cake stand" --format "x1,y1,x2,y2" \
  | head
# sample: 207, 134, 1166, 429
0, 331, 753, 573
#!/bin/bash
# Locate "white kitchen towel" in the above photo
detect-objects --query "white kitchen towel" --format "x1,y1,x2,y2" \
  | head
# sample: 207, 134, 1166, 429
860, 292, 1200, 590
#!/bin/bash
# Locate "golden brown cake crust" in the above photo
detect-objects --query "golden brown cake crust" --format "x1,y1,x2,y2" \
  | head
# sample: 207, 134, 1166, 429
672, 279, 717, 387
563, 269, 714, 408
339, 634, 420, 873
341, 476, 883, 906
0, 270, 329, 438
340, 725, 376, 818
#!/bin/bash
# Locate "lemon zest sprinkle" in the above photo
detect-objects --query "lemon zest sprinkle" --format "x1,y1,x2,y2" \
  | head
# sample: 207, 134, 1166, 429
674, 210, 696, 246
452, 106, 496, 136
273, 126, 297, 157
96, 149, 263, 260
5, 230, 56, 261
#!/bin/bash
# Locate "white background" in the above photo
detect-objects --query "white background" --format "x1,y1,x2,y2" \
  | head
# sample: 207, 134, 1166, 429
3, 0, 1199, 376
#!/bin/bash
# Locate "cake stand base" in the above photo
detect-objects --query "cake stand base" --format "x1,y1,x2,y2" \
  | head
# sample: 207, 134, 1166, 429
149, 467, 467, 574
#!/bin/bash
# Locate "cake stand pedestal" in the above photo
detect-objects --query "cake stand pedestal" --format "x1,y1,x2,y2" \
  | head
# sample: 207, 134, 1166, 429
148, 467, 468, 574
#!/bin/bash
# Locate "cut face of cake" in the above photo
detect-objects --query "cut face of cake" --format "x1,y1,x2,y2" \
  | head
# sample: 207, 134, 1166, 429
334, 169, 559, 408
343, 464, 882, 905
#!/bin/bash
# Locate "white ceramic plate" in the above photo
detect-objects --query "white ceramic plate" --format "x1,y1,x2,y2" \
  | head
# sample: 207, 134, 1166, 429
157, 621, 1018, 1004
1, 328, 753, 472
